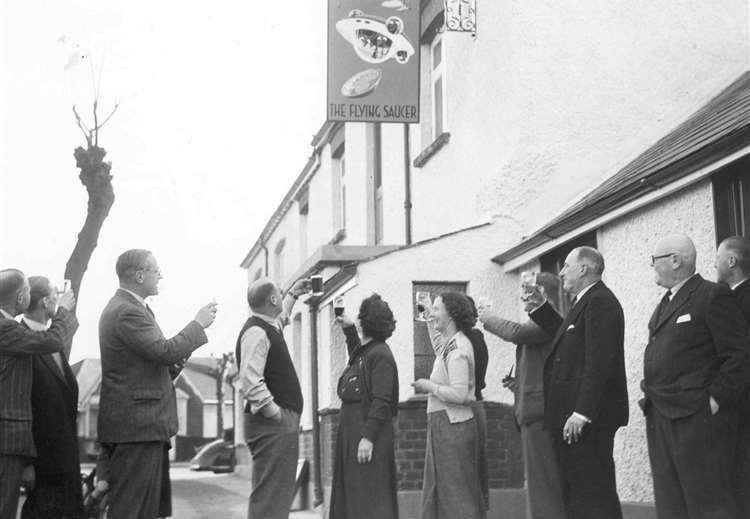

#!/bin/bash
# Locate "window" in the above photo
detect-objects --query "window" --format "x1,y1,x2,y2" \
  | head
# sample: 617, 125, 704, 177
539, 232, 597, 315
412, 281, 467, 382
713, 156, 750, 244
332, 143, 347, 234
373, 123, 384, 244
430, 32, 447, 139
274, 239, 286, 288
298, 188, 309, 261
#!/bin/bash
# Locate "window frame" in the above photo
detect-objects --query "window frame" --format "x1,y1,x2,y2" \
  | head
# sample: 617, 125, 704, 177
430, 32, 447, 140
713, 156, 750, 244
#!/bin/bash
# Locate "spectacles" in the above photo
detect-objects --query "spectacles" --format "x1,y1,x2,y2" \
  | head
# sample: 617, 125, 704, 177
138, 267, 162, 276
650, 253, 675, 266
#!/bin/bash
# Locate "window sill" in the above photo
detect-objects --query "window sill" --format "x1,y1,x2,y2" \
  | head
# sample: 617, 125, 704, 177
413, 132, 451, 168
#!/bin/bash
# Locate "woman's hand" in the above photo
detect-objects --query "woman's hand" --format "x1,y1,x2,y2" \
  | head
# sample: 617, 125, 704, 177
335, 314, 355, 327
357, 438, 374, 464
411, 378, 434, 394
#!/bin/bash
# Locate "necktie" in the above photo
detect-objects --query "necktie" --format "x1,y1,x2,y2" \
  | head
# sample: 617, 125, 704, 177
656, 290, 672, 321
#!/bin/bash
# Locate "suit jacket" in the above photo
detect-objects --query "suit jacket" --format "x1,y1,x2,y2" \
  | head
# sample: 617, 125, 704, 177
0, 308, 78, 458
531, 281, 629, 430
642, 274, 750, 419
98, 289, 208, 443
733, 278, 750, 322
21, 320, 81, 476
481, 315, 552, 425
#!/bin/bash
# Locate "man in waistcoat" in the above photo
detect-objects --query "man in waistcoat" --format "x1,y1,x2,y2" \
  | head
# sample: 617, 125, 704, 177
236, 277, 309, 519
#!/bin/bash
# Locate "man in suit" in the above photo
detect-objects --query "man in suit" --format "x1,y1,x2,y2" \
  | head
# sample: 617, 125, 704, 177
715, 235, 750, 517
0, 269, 77, 519
478, 272, 565, 519
98, 249, 217, 519
21, 277, 83, 519
528, 247, 628, 519
237, 276, 309, 519
643, 234, 750, 518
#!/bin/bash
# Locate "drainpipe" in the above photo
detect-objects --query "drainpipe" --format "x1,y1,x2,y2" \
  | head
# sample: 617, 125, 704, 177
262, 243, 269, 276
403, 123, 413, 245
309, 303, 324, 506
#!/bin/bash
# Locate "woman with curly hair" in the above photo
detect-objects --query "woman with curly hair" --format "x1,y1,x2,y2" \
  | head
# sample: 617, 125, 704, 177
330, 293, 400, 519
413, 291, 487, 519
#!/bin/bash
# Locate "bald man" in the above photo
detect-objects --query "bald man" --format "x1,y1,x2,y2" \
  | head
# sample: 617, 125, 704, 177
0, 269, 77, 519
642, 234, 750, 518
236, 277, 309, 519
716, 236, 750, 517
528, 247, 628, 519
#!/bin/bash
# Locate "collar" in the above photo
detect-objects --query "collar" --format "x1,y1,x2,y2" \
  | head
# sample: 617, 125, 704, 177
121, 288, 147, 308
732, 277, 750, 291
21, 316, 49, 331
251, 311, 282, 329
669, 274, 696, 300
574, 281, 598, 303
0, 308, 14, 319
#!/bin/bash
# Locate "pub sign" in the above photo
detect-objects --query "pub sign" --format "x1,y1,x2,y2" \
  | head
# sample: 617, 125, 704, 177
327, 0, 421, 123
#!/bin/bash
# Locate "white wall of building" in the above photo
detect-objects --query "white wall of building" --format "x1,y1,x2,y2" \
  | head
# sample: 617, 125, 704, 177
410, 0, 749, 242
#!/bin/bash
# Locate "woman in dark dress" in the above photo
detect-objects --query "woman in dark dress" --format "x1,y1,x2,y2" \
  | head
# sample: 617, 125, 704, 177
330, 294, 399, 519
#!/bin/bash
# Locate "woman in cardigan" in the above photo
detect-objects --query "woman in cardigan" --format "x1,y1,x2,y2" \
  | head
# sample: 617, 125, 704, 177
330, 294, 400, 519
413, 292, 487, 519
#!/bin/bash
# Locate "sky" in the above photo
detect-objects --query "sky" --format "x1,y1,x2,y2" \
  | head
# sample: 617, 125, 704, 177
0, 0, 327, 362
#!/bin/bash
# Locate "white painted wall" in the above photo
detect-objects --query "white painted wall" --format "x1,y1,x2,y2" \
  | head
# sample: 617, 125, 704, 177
410, 0, 749, 242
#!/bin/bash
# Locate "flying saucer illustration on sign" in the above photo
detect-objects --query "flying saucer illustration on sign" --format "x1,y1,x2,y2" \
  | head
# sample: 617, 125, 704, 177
336, 10, 415, 65
341, 68, 383, 98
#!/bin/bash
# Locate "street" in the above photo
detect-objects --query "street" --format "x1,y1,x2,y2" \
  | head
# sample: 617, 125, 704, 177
170, 466, 320, 519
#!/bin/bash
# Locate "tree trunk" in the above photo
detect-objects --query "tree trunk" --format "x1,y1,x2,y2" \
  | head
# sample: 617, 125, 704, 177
62, 145, 114, 358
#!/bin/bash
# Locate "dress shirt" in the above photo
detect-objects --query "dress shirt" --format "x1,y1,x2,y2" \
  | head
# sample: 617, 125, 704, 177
238, 312, 286, 417
22, 316, 64, 373
0, 308, 12, 319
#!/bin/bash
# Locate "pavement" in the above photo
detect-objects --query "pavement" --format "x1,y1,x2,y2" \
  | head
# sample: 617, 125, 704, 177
170, 466, 321, 519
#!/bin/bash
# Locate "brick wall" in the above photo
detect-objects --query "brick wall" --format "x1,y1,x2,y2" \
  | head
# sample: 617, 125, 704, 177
318, 399, 523, 492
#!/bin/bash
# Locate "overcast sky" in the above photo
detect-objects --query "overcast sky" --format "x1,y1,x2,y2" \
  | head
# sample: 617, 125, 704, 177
1, 0, 327, 362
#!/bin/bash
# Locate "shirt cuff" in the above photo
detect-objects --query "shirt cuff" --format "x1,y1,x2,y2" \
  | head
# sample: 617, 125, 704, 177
572, 412, 592, 423
260, 401, 281, 418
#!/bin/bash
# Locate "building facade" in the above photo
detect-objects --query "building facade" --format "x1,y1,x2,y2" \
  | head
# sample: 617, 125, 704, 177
237, 0, 750, 515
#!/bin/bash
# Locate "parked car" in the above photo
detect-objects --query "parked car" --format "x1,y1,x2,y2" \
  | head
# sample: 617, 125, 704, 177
189, 438, 235, 473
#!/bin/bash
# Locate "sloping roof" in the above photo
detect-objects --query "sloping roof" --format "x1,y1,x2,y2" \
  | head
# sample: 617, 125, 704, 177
181, 358, 234, 402
494, 71, 750, 264
71, 358, 101, 407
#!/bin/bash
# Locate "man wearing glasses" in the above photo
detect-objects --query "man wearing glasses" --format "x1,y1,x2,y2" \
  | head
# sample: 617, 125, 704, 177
641, 234, 750, 518
97, 249, 218, 519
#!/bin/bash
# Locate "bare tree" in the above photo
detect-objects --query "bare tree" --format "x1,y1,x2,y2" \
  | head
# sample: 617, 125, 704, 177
63, 101, 118, 358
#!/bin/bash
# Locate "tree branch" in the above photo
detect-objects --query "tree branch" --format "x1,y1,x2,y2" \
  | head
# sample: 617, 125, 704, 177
96, 103, 120, 131
72, 105, 92, 147
93, 100, 99, 147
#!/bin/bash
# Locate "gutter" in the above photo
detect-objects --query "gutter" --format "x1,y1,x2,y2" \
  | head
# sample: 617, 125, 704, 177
309, 301, 323, 506
404, 124, 413, 245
